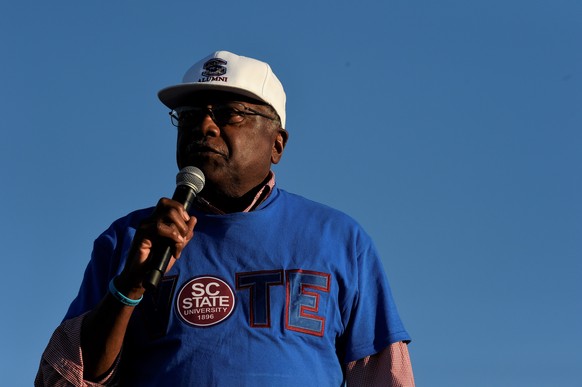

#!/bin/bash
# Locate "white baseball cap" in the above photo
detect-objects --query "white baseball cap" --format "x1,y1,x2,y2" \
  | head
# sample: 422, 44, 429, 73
158, 51, 286, 128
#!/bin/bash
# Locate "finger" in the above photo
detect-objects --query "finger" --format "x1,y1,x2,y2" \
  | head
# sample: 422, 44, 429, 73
155, 199, 192, 237
156, 197, 191, 221
155, 221, 187, 244
175, 216, 197, 259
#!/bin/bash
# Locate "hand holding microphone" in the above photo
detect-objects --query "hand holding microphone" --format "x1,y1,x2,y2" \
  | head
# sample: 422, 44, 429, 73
142, 166, 205, 291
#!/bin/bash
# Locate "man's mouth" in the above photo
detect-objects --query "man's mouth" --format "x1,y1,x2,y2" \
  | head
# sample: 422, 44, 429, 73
188, 142, 225, 157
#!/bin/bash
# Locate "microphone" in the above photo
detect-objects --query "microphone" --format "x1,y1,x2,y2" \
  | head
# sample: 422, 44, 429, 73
143, 166, 205, 291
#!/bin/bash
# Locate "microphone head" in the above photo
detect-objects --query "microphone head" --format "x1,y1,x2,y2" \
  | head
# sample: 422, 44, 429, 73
176, 166, 205, 194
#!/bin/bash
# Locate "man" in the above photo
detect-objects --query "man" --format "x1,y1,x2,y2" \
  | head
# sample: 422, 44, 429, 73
36, 51, 414, 386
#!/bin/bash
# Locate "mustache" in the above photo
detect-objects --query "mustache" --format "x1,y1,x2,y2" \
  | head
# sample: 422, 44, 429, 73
185, 140, 226, 156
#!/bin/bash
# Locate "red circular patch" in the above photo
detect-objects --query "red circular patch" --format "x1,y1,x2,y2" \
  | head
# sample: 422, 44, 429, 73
176, 276, 235, 327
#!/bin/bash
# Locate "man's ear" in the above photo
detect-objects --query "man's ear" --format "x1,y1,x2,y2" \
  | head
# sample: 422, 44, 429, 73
271, 129, 288, 164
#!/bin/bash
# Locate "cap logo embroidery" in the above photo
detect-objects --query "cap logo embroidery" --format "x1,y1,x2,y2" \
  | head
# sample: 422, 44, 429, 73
199, 58, 228, 82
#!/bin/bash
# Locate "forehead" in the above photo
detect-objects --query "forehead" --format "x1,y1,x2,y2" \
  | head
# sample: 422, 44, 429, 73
176, 91, 267, 108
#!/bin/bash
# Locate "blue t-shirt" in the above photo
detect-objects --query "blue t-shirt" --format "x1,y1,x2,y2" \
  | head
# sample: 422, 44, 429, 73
66, 187, 410, 386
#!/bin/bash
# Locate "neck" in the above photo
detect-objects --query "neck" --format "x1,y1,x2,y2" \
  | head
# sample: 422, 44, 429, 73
199, 174, 272, 214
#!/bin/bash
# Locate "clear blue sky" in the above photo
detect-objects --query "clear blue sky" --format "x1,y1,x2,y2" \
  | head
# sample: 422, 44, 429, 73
1, 1, 580, 386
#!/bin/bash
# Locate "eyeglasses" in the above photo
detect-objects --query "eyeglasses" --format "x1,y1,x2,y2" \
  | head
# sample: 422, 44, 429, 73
169, 103, 276, 127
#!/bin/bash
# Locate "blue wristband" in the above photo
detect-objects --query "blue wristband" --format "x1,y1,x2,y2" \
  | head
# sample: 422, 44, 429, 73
108, 277, 143, 307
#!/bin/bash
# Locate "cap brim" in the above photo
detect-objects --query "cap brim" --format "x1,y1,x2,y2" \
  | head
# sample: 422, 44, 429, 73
158, 83, 268, 109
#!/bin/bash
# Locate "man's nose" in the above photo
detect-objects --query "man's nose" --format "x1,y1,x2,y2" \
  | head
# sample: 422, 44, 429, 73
198, 112, 220, 137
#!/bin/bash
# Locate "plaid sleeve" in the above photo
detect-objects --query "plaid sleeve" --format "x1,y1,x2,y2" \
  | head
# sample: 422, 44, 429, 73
35, 313, 118, 387
346, 342, 415, 387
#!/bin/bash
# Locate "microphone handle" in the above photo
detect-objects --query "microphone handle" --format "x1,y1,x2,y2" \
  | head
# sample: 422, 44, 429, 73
143, 185, 197, 291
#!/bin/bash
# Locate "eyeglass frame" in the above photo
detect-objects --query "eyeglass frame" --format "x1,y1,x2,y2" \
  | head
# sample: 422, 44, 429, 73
169, 102, 278, 127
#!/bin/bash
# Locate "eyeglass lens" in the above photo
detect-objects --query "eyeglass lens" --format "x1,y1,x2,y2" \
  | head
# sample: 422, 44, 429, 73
172, 103, 249, 127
